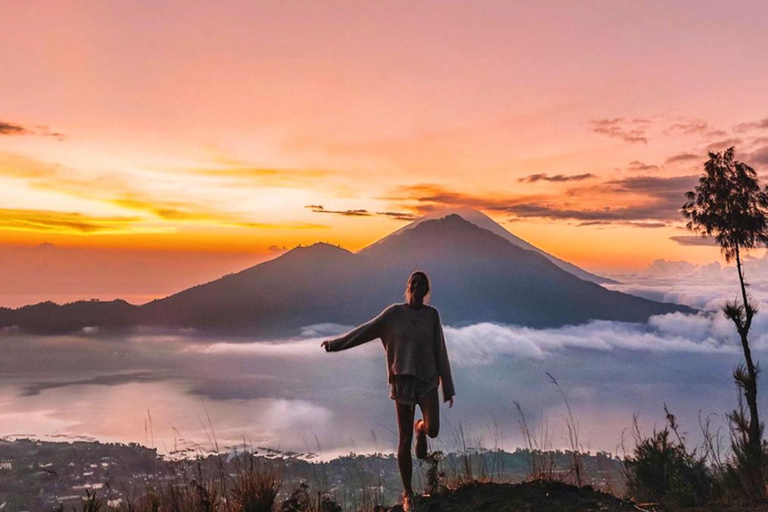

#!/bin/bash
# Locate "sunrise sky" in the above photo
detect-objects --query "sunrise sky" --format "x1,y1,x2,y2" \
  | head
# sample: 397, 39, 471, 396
3, 0, 768, 306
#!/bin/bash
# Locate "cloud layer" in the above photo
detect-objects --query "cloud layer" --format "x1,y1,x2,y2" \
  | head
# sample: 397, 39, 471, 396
3, 268, 765, 458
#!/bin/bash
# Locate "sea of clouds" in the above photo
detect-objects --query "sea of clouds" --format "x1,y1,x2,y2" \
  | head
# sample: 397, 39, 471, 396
3, 255, 768, 458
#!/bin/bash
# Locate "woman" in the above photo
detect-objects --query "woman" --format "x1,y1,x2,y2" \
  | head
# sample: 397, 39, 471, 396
321, 271, 455, 511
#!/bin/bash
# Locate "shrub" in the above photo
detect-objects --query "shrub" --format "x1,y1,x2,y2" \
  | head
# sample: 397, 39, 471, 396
625, 409, 714, 506
279, 483, 342, 512
231, 456, 282, 512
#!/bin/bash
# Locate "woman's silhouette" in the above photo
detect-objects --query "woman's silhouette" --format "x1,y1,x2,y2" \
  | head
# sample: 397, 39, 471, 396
321, 271, 455, 511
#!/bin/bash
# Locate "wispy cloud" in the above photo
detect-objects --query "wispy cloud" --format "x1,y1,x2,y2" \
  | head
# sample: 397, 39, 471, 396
745, 144, 768, 167
749, 137, 768, 147
734, 116, 768, 133
578, 220, 668, 228
705, 138, 743, 152
0, 208, 143, 234
0, 152, 326, 232
302, 205, 419, 221
112, 197, 223, 221
305, 205, 372, 217
665, 119, 711, 136
235, 220, 326, 229
0, 121, 29, 135
115, 197, 325, 229
665, 153, 702, 165
627, 161, 660, 172
589, 118, 649, 144
384, 175, 696, 227
382, 183, 539, 213
0, 120, 65, 139
375, 211, 419, 221
502, 203, 674, 227
669, 235, 717, 246
603, 175, 697, 203
0, 152, 121, 197
187, 166, 328, 188
517, 173, 596, 183
524, 174, 696, 225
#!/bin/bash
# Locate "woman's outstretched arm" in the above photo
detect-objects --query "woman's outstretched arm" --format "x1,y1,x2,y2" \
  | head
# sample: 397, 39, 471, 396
433, 308, 455, 403
322, 305, 395, 352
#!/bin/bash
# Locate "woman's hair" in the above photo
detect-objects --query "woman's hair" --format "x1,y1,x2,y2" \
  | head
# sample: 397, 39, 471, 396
404, 270, 431, 304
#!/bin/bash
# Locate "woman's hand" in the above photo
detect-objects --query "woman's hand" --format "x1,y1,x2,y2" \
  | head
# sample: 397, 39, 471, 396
320, 341, 331, 352
447, 397, 454, 408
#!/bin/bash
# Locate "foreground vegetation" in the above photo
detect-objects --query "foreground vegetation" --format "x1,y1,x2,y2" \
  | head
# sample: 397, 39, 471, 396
0, 437, 625, 511
4, 417, 768, 512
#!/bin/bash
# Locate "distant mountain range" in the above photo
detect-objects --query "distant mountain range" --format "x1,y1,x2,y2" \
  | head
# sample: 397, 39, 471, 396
0, 211, 693, 335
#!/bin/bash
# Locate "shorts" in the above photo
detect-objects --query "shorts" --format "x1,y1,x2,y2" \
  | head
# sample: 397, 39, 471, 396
389, 375, 437, 407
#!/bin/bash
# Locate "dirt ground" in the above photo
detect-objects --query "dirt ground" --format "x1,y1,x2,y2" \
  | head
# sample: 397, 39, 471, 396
382, 480, 635, 512
378, 480, 768, 512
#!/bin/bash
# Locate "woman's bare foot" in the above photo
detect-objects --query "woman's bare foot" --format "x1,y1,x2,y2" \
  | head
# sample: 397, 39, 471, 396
402, 492, 415, 511
414, 419, 427, 459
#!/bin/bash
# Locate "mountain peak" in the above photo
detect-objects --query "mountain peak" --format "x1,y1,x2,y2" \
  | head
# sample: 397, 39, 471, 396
361, 208, 615, 284
289, 241, 349, 253
282, 242, 353, 260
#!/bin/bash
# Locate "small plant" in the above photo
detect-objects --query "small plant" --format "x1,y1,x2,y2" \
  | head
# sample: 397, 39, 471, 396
280, 483, 313, 512
188, 478, 218, 512
424, 451, 445, 496
625, 407, 713, 506
279, 482, 342, 512
547, 372, 584, 487
66, 491, 104, 512
723, 365, 768, 499
455, 423, 474, 483
514, 401, 555, 481
231, 454, 282, 512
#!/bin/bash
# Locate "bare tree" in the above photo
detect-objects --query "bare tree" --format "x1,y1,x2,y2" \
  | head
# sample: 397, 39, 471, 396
682, 146, 768, 498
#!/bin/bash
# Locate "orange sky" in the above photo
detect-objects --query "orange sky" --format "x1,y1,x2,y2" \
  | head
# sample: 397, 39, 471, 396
2, 0, 768, 306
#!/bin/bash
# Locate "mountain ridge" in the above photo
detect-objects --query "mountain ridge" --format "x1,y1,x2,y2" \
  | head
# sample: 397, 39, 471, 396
0, 214, 693, 335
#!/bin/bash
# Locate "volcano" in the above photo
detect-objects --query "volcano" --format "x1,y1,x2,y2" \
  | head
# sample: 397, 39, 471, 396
363, 208, 615, 284
136, 213, 690, 336
1, 212, 693, 335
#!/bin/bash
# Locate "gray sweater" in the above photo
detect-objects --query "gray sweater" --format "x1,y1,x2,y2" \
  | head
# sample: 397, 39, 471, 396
328, 304, 456, 402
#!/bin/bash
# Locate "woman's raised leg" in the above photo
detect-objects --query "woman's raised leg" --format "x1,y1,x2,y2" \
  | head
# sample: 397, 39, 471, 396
418, 388, 440, 438
414, 388, 440, 459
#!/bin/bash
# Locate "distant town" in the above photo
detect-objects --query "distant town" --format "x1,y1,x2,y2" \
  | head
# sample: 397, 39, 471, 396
0, 438, 625, 511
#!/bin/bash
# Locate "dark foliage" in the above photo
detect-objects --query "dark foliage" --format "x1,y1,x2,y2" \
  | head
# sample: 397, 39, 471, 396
682, 147, 768, 263
279, 483, 342, 512
682, 147, 768, 499
625, 410, 714, 506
